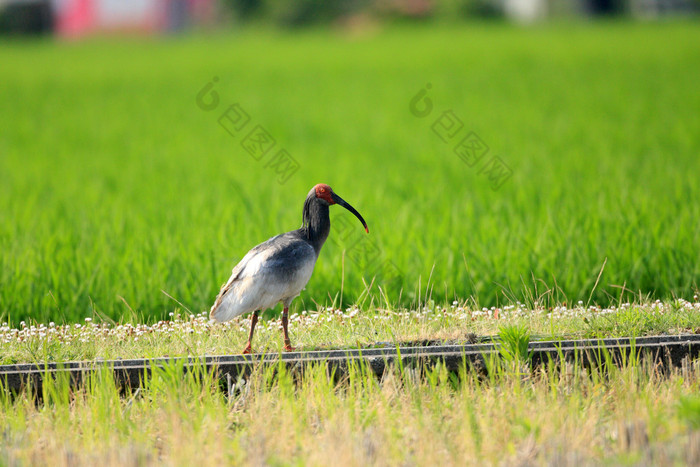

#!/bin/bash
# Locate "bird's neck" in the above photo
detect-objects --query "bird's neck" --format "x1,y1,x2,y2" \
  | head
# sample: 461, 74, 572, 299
301, 197, 330, 254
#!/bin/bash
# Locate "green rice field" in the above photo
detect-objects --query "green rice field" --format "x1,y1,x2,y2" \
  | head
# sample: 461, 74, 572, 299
1, 21, 699, 325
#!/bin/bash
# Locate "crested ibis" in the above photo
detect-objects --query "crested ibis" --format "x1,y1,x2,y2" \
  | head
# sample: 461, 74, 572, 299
210, 183, 369, 353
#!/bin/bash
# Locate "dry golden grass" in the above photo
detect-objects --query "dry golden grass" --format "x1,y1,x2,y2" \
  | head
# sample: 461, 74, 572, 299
2, 358, 700, 466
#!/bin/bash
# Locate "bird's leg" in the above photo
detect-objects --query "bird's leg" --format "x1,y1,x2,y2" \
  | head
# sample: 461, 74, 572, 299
242, 310, 260, 354
281, 307, 295, 352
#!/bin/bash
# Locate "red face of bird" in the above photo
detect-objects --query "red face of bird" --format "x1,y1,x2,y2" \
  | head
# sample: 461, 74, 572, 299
313, 183, 369, 234
314, 184, 335, 204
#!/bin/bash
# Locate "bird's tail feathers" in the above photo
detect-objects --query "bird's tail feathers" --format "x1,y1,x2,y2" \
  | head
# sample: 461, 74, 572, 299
210, 292, 248, 322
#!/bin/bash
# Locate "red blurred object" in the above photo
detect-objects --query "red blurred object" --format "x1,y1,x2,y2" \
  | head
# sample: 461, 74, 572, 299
55, 0, 95, 37
52, 0, 216, 38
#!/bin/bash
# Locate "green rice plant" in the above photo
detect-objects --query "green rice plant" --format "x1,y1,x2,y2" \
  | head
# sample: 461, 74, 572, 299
677, 395, 700, 430
497, 323, 533, 364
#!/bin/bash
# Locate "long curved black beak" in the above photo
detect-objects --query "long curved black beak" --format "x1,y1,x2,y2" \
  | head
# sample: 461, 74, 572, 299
332, 192, 369, 233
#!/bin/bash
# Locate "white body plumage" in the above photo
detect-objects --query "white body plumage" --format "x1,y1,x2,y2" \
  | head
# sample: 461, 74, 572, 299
210, 232, 317, 322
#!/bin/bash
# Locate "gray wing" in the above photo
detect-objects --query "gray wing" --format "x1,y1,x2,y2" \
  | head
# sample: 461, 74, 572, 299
210, 232, 316, 320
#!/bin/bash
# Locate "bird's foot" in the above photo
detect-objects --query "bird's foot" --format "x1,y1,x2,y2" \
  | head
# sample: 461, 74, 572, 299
242, 344, 253, 354
284, 341, 295, 352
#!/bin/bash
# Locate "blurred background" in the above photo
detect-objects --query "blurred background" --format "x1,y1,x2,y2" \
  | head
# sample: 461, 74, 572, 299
1, 0, 698, 36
